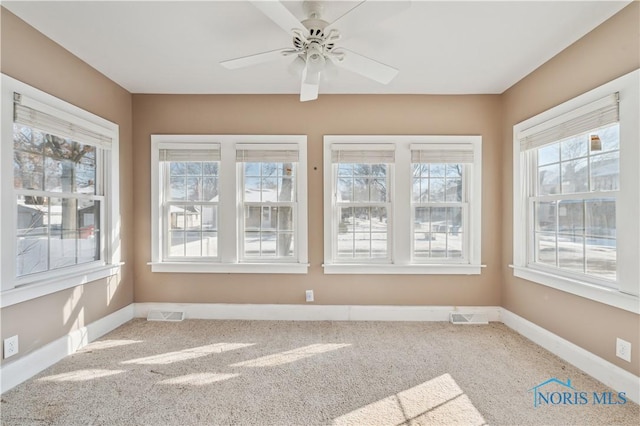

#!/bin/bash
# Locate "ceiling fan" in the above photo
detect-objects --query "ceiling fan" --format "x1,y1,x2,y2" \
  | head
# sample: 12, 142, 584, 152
220, 0, 410, 102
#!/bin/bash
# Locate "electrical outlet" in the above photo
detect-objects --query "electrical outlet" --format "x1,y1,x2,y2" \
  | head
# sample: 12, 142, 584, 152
616, 338, 631, 362
4, 335, 19, 359
305, 290, 314, 302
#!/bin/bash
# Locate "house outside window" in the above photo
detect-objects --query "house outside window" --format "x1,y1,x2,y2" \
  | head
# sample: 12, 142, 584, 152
14, 123, 103, 276
411, 144, 475, 263
150, 135, 308, 274
332, 145, 394, 262
159, 147, 220, 260
531, 122, 619, 281
512, 69, 640, 313
237, 146, 299, 261
1, 74, 121, 305
323, 135, 482, 275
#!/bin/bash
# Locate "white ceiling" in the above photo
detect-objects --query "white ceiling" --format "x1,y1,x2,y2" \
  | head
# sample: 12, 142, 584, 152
3, 0, 632, 95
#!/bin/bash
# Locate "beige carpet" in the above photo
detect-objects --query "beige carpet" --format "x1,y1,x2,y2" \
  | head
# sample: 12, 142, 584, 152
1, 319, 638, 425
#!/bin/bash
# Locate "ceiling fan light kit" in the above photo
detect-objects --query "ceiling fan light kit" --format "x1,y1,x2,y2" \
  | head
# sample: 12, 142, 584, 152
220, 0, 406, 102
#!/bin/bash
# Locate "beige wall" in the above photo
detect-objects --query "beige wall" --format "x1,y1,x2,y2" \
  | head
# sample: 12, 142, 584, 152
501, 2, 640, 376
133, 94, 503, 306
0, 9, 134, 364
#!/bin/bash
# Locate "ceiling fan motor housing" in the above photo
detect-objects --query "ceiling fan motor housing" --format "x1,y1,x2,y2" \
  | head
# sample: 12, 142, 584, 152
294, 17, 342, 73
294, 18, 334, 51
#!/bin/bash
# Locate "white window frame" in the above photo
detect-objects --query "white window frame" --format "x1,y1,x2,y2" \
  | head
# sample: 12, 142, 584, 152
323, 135, 482, 275
513, 69, 640, 314
0, 74, 121, 308
410, 143, 475, 264
236, 144, 300, 263
150, 135, 308, 274
158, 143, 221, 262
331, 143, 395, 264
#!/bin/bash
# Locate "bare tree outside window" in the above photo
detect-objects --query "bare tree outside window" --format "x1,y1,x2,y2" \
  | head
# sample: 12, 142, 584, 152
243, 161, 296, 259
412, 162, 465, 259
277, 162, 294, 257
165, 157, 219, 258
14, 124, 100, 276
336, 163, 390, 259
533, 124, 619, 280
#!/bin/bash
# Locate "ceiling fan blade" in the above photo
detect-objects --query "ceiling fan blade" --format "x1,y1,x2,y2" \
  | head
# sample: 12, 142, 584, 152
325, 0, 412, 40
300, 65, 320, 102
331, 48, 398, 84
249, 0, 304, 34
220, 48, 290, 70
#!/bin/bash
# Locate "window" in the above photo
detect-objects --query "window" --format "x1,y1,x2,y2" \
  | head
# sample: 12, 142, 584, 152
1, 74, 120, 307
14, 123, 103, 276
513, 69, 640, 313
332, 145, 393, 262
411, 144, 474, 262
238, 146, 299, 261
532, 120, 618, 281
150, 135, 308, 273
159, 146, 220, 260
324, 136, 482, 274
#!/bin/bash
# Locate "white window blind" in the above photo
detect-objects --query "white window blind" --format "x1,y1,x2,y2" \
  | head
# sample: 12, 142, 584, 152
13, 93, 112, 150
161, 147, 220, 161
410, 143, 474, 163
331, 143, 395, 163
518, 93, 619, 151
236, 143, 299, 162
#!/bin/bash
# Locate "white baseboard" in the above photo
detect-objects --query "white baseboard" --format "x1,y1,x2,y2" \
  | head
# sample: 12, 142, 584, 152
134, 303, 502, 322
499, 308, 640, 404
0, 304, 134, 394
3, 302, 637, 406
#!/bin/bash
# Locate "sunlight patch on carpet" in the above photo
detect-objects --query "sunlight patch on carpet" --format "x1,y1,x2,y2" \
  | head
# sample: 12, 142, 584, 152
80, 339, 143, 351
158, 373, 239, 386
332, 373, 486, 426
230, 343, 351, 367
38, 369, 126, 382
121, 343, 255, 365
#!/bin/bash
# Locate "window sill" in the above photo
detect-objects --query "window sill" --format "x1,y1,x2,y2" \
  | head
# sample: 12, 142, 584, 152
148, 262, 310, 274
322, 263, 484, 275
512, 265, 639, 314
1, 263, 123, 308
